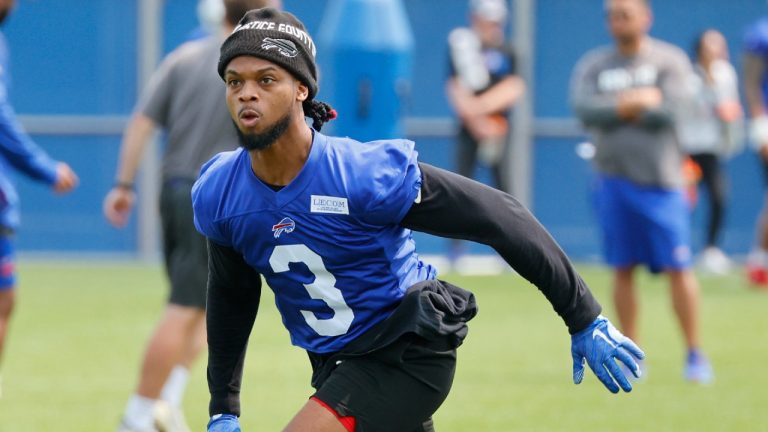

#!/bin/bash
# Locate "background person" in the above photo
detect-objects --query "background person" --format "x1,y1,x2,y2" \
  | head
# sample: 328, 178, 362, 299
445, 0, 524, 265
0, 0, 78, 397
103, 1, 272, 430
743, 15, 768, 289
678, 28, 743, 275
570, 0, 712, 383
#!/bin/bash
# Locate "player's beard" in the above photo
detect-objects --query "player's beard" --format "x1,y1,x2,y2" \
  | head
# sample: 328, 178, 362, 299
234, 110, 292, 152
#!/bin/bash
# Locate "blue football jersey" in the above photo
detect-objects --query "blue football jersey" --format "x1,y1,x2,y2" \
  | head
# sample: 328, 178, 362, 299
0, 32, 58, 229
745, 17, 768, 108
192, 132, 437, 353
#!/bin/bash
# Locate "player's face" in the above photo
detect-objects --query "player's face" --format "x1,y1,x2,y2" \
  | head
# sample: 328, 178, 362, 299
605, 0, 651, 43
224, 55, 307, 136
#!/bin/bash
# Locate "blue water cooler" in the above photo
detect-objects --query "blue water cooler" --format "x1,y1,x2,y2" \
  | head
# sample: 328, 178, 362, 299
317, 0, 413, 141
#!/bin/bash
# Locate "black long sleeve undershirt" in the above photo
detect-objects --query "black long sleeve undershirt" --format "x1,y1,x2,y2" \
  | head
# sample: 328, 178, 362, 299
401, 163, 601, 334
205, 162, 601, 416
206, 240, 262, 417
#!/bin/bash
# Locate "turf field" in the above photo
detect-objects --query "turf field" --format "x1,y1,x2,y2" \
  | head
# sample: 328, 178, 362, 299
0, 261, 765, 431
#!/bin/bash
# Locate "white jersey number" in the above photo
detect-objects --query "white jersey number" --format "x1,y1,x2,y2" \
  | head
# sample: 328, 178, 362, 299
268, 244, 354, 336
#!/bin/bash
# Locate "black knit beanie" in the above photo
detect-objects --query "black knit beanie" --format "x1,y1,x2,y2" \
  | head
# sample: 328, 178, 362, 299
218, 7, 318, 99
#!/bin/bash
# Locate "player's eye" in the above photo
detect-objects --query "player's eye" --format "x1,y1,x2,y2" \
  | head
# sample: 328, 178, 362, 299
260, 76, 275, 85
227, 78, 242, 88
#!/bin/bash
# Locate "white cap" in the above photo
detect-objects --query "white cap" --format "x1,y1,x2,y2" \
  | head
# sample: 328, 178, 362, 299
470, 0, 508, 23
197, 0, 225, 32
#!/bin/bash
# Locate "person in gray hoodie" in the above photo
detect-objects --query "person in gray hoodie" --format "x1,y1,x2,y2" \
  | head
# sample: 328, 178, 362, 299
570, 0, 712, 384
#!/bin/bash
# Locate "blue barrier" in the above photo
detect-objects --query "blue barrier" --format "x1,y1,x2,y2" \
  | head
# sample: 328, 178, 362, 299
317, 0, 413, 141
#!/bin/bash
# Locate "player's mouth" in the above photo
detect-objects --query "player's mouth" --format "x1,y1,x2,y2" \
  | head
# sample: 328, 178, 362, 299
238, 108, 261, 128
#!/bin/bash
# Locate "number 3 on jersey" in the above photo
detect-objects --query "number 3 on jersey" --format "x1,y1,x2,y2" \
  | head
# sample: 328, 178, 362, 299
268, 244, 354, 336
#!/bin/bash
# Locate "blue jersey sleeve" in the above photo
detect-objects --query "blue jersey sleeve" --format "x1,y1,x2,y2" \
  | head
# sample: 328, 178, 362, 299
744, 18, 768, 56
357, 139, 422, 226
0, 83, 58, 185
192, 153, 234, 246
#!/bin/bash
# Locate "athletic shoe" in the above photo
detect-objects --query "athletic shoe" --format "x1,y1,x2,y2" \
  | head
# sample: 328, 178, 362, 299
154, 401, 192, 432
697, 247, 731, 275
116, 419, 159, 432
684, 349, 714, 384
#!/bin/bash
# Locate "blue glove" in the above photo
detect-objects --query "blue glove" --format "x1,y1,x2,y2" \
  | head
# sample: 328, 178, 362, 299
571, 315, 645, 393
208, 414, 241, 432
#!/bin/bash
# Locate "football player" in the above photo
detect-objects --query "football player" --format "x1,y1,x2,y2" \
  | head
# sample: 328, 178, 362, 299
197, 7, 643, 432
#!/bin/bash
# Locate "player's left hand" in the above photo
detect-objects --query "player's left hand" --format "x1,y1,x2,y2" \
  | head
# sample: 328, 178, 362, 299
571, 315, 645, 393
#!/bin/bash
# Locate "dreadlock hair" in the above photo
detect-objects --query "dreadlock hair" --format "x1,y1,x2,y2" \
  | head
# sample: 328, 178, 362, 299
303, 99, 337, 131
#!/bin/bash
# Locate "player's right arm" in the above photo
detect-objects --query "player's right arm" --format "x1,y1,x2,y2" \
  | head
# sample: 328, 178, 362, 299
206, 239, 262, 418
192, 160, 262, 421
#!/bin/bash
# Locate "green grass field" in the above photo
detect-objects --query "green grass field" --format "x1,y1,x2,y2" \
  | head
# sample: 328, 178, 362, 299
0, 261, 766, 431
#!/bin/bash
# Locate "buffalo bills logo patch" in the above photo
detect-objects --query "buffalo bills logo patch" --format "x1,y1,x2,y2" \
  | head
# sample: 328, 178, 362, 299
261, 37, 299, 58
272, 217, 296, 238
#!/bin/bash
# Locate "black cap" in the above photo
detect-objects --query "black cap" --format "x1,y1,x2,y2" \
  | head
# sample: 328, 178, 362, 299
218, 8, 318, 99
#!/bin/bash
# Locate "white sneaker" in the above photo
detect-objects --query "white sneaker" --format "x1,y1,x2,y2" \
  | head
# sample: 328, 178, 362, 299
116, 419, 158, 432
697, 247, 732, 275
154, 401, 192, 432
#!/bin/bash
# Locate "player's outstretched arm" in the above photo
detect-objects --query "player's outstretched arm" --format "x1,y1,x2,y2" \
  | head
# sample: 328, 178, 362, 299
401, 163, 601, 333
206, 240, 262, 419
571, 315, 645, 393
401, 164, 644, 392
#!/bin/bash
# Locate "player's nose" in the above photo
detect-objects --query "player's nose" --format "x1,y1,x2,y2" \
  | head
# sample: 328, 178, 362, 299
238, 81, 260, 102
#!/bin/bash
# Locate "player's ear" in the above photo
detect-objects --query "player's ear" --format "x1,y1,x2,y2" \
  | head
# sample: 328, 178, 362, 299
296, 81, 309, 102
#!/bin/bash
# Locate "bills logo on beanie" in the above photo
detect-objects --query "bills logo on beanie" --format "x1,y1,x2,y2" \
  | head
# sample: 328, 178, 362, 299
261, 37, 299, 58
218, 7, 318, 99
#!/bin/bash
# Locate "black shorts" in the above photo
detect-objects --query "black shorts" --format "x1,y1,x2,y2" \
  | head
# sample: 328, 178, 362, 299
312, 334, 456, 432
159, 178, 208, 309
308, 279, 478, 432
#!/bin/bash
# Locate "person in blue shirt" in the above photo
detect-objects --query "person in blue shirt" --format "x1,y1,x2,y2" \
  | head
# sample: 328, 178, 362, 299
195, 8, 644, 432
743, 16, 768, 289
0, 0, 78, 396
